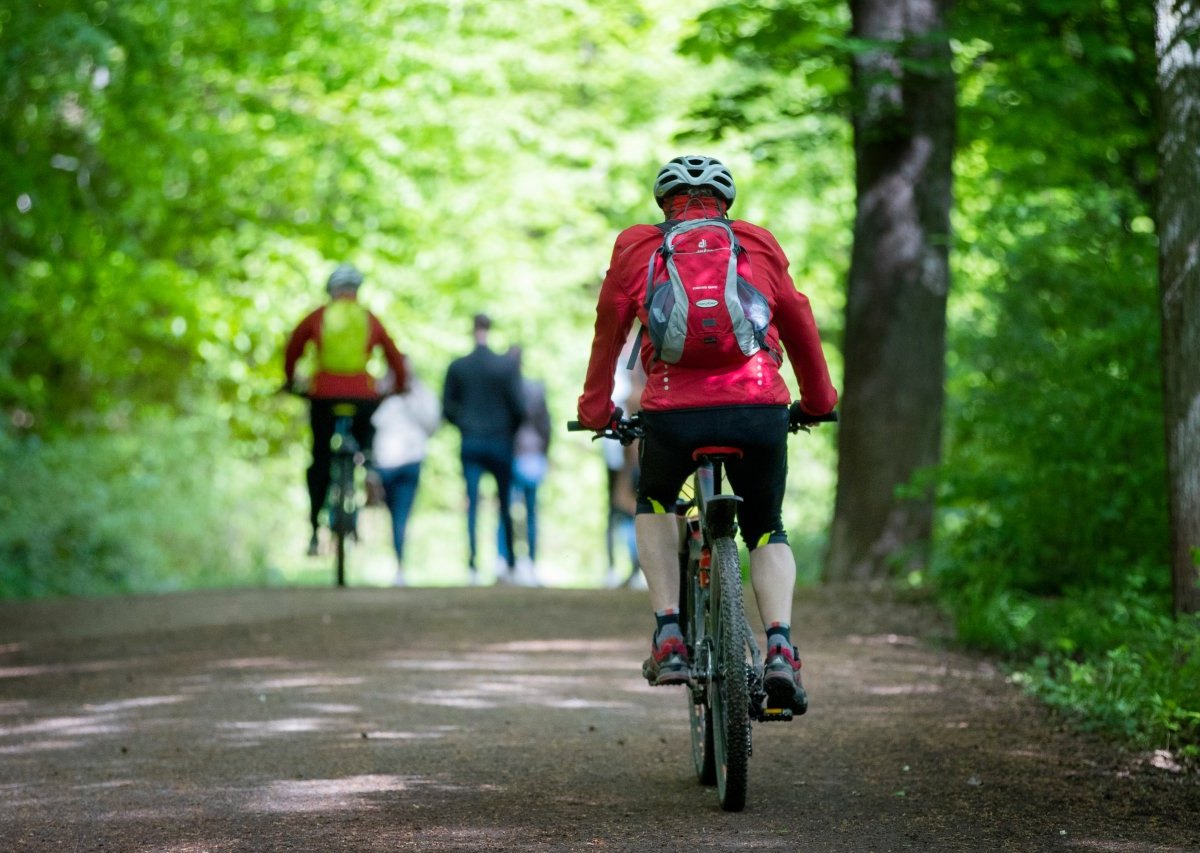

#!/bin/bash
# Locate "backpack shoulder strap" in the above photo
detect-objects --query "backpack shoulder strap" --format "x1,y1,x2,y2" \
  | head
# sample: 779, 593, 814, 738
625, 326, 644, 371
625, 220, 679, 370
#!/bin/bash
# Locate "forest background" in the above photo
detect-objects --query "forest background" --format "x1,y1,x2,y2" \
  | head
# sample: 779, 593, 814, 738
3, 1, 1197, 762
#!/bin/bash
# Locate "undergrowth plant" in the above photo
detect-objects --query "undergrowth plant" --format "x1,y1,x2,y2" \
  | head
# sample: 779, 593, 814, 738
0, 420, 275, 599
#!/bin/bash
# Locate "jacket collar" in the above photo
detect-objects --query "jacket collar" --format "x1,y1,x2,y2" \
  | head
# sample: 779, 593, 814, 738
661, 194, 728, 220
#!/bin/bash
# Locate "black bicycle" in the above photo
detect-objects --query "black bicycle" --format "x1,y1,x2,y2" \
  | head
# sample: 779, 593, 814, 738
569, 405, 836, 811
288, 390, 372, 587
324, 400, 367, 587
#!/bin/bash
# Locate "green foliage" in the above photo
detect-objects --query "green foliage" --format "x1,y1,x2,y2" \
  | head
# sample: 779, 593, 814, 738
970, 587, 1200, 758
937, 188, 1166, 598
953, 0, 1157, 203
0, 420, 276, 598
927, 0, 1182, 756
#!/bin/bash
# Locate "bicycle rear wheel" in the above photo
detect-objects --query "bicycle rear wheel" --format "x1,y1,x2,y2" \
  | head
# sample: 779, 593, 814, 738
710, 536, 750, 812
328, 454, 355, 587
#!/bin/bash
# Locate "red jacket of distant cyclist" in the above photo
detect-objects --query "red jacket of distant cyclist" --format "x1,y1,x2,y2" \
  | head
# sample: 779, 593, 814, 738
576, 197, 838, 429
284, 298, 407, 399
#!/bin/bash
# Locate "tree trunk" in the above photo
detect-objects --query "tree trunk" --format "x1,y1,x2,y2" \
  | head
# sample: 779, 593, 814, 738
826, 0, 957, 581
1156, 0, 1200, 616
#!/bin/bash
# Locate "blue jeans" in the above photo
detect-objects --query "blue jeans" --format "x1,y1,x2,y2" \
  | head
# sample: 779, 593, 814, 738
497, 454, 547, 563
378, 463, 421, 564
461, 437, 515, 571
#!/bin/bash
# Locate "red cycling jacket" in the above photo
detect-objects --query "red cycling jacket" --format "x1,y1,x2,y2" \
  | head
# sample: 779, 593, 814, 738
576, 198, 838, 429
283, 301, 407, 399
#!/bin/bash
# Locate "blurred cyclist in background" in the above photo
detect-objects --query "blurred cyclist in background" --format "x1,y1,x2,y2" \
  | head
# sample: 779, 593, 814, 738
284, 263, 408, 555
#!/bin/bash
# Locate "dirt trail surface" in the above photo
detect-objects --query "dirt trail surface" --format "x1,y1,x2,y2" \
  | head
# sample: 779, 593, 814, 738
0, 584, 1196, 852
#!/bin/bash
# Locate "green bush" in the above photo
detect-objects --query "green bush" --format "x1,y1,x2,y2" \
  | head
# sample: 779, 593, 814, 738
937, 189, 1167, 600
0, 419, 273, 599
931, 187, 1193, 757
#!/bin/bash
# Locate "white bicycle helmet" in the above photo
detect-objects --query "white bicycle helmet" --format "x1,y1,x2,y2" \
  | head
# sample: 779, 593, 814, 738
326, 263, 363, 295
653, 155, 736, 209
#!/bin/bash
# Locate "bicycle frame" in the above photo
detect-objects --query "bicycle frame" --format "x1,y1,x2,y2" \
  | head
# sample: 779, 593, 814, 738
327, 402, 364, 587
684, 454, 766, 687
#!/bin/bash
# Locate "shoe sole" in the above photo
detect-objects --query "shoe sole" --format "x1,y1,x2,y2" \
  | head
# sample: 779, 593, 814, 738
764, 670, 807, 715
643, 656, 689, 687
654, 668, 689, 686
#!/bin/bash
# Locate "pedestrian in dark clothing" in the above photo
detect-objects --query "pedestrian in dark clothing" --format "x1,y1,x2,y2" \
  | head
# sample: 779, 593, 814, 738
497, 346, 552, 585
443, 313, 526, 585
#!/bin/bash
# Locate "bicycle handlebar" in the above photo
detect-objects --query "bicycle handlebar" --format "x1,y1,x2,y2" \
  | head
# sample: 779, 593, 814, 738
567, 405, 838, 443
566, 412, 644, 446
787, 404, 838, 433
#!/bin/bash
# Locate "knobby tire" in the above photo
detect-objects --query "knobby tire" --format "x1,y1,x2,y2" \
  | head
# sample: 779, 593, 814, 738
330, 455, 354, 588
711, 536, 750, 812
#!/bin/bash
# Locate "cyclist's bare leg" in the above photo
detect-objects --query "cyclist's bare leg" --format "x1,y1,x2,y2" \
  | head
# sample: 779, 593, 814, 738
636, 511, 689, 685
634, 512, 681, 613
748, 542, 796, 631
750, 542, 808, 712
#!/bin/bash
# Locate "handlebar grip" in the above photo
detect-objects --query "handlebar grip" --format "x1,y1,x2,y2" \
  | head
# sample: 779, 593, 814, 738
788, 405, 839, 429
566, 420, 587, 432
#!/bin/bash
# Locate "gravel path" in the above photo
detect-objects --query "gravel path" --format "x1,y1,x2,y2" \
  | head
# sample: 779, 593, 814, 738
0, 584, 1196, 852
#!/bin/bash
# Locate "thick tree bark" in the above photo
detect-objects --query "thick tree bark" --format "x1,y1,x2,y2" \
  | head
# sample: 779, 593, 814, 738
1156, 0, 1200, 615
826, 0, 956, 581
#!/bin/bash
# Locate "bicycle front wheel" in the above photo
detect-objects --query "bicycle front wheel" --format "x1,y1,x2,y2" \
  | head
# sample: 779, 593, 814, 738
710, 536, 750, 812
685, 547, 717, 786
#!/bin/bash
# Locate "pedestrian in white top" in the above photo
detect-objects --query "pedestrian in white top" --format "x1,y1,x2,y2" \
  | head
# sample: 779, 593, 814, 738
372, 371, 441, 586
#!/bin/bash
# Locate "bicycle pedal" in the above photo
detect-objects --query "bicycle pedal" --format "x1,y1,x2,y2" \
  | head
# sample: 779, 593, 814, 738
759, 707, 794, 722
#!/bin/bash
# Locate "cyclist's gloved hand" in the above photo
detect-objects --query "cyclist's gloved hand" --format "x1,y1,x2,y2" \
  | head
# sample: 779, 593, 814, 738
606, 406, 624, 432
788, 401, 832, 430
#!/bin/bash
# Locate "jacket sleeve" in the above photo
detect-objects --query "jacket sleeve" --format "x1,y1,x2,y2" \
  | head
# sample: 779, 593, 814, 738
284, 307, 322, 382
576, 226, 657, 429
760, 231, 839, 415
442, 362, 461, 427
369, 313, 408, 391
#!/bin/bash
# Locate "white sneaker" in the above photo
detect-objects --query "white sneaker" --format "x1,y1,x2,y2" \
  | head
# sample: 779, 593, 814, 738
604, 567, 621, 589
628, 570, 648, 590
515, 557, 540, 587
391, 569, 406, 588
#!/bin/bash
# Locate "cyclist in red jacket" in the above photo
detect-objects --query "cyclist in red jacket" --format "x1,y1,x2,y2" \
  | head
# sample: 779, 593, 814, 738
576, 156, 838, 714
284, 263, 408, 555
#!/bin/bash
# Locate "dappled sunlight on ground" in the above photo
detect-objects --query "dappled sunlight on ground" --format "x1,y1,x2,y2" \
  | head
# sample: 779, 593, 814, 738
0, 588, 1195, 852
0, 657, 157, 679
245, 774, 424, 813
861, 683, 944, 696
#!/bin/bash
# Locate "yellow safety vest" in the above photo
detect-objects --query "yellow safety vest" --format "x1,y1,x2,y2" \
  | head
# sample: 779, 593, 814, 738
319, 300, 370, 375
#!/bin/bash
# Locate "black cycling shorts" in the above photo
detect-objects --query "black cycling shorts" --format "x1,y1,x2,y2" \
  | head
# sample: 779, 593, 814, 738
636, 405, 790, 550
